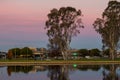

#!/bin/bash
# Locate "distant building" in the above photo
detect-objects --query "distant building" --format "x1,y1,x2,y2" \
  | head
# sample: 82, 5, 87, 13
30, 47, 47, 60
28, 47, 37, 52
116, 51, 120, 58
0, 51, 7, 59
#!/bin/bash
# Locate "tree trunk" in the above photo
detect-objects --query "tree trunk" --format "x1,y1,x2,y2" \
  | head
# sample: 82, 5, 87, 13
110, 64, 116, 80
62, 51, 67, 60
110, 48, 115, 60
109, 31, 116, 60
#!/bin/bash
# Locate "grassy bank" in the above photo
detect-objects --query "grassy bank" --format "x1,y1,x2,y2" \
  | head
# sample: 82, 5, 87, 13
1, 58, 120, 66
1, 58, 120, 62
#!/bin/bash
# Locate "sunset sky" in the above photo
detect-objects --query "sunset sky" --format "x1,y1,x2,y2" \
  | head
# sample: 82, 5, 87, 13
0, 0, 118, 51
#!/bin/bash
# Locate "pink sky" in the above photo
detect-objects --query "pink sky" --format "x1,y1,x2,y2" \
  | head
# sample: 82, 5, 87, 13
0, 0, 118, 51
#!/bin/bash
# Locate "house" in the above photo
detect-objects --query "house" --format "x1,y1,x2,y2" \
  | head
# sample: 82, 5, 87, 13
31, 48, 47, 60
0, 51, 7, 59
116, 51, 120, 58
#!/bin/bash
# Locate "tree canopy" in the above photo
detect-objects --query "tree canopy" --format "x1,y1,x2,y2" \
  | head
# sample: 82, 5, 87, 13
21, 47, 33, 56
93, 0, 120, 60
8, 47, 33, 58
45, 6, 84, 60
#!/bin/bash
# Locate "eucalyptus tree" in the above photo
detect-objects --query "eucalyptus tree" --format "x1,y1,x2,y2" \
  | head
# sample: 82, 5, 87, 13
102, 65, 118, 80
45, 7, 84, 60
93, 0, 120, 60
47, 65, 70, 80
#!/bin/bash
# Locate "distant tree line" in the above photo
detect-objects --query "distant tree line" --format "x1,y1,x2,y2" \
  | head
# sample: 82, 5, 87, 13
77, 48, 101, 57
47, 48, 110, 59
7, 47, 33, 59
6, 47, 111, 60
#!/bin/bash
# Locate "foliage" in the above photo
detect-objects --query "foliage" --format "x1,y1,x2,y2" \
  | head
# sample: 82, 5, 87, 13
89, 48, 101, 57
103, 49, 110, 56
7, 50, 13, 59
78, 49, 89, 57
45, 6, 84, 60
7, 47, 33, 58
8, 48, 21, 58
7, 66, 33, 75
93, 1, 120, 60
21, 47, 33, 57
48, 50, 61, 58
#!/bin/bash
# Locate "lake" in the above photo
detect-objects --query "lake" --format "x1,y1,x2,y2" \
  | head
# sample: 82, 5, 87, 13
0, 64, 120, 80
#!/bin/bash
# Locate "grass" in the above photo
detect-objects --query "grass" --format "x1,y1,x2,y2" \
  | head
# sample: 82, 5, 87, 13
1, 58, 120, 66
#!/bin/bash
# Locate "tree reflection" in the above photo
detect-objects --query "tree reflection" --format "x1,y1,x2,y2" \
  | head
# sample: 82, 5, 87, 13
7, 66, 33, 76
102, 64, 119, 80
77, 65, 101, 71
47, 65, 70, 80
6, 64, 120, 80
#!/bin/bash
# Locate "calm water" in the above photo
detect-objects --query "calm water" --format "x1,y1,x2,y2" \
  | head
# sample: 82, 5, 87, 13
0, 64, 120, 80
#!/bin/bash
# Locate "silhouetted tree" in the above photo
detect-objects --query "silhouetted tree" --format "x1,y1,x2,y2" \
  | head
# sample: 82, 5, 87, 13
8, 48, 21, 58
45, 7, 84, 60
93, 0, 120, 60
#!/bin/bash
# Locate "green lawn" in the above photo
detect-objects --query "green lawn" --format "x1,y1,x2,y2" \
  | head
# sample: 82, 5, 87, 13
1, 58, 120, 66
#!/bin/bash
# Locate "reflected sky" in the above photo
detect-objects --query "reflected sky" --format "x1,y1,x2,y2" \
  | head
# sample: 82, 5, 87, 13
0, 65, 120, 80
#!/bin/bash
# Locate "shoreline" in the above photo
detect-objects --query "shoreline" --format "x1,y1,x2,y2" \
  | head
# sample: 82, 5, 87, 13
1, 61, 120, 66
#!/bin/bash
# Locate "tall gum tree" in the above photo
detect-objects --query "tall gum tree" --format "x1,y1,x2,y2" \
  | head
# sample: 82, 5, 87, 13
93, 0, 120, 60
45, 7, 84, 60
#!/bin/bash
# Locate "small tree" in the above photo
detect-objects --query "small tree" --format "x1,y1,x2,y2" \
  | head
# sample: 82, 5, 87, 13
89, 48, 101, 57
7, 50, 13, 60
21, 47, 33, 58
78, 49, 89, 57
11, 48, 21, 58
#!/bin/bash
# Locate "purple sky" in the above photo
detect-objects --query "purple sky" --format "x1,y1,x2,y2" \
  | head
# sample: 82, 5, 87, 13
0, 0, 118, 51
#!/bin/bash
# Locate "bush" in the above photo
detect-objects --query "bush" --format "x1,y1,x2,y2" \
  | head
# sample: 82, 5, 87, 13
78, 49, 89, 57
89, 48, 101, 57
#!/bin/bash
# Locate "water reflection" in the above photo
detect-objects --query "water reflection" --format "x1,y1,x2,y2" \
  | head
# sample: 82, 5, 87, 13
1, 64, 120, 80
77, 65, 101, 71
47, 65, 72, 80
7, 66, 33, 76
102, 64, 119, 80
